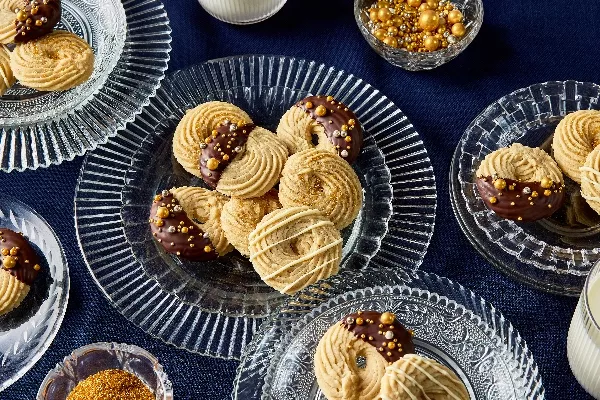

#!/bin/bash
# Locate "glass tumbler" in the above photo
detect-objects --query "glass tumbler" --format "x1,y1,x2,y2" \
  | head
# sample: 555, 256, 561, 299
567, 261, 600, 398
197, 0, 287, 24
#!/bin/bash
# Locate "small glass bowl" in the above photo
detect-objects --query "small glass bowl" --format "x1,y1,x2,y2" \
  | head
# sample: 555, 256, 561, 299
354, 0, 483, 71
36, 343, 173, 400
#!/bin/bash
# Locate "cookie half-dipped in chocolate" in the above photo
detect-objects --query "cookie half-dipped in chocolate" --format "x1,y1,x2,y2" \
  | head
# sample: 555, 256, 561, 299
149, 189, 218, 261
476, 177, 565, 222
14, 0, 61, 43
0, 228, 42, 316
341, 311, 415, 364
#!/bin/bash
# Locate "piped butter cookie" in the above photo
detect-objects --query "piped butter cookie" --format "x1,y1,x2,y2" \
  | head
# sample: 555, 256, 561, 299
0, 0, 24, 44
475, 143, 565, 222
581, 146, 600, 215
0, 44, 15, 95
277, 95, 363, 163
0, 228, 42, 316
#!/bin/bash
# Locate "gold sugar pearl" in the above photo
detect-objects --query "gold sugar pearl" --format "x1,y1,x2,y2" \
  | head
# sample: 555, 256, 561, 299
204, 245, 212, 253
447, 9, 463, 23
34, 264, 41, 271
383, 36, 398, 47
206, 158, 220, 170
451, 22, 466, 37
3, 256, 16, 269
0, 248, 8, 256
315, 105, 328, 117
156, 207, 169, 219
494, 178, 507, 190
9, 247, 19, 256
378, 7, 392, 22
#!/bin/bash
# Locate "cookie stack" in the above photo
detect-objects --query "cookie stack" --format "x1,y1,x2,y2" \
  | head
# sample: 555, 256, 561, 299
0, 0, 94, 95
150, 96, 365, 295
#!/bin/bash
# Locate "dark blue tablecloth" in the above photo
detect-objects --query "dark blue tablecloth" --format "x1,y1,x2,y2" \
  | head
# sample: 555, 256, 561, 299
1, 0, 598, 398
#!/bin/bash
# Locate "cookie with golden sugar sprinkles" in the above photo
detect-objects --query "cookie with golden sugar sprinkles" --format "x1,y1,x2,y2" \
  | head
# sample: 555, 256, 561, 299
475, 143, 565, 222
314, 311, 416, 400
0, 44, 14, 95
0, 0, 23, 44
552, 110, 600, 183
220, 190, 280, 257
581, 146, 600, 215
279, 148, 363, 230
199, 120, 288, 198
173, 101, 252, 177
10, 30, 94, 91
0, 229, 42, 316
277, 95, 363, 163
380, 354, 469, 400
248, 206, 342, 295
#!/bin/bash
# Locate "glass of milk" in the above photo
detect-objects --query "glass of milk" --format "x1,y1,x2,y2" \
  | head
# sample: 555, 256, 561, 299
567, 261, 600, 398
197, 0, 287, 24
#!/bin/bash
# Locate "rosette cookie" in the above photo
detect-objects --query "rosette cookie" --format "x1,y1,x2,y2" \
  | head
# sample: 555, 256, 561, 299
199, 121, 288, 198
149, 189, 219, 261
169, 186, 233, 256
475, 143, 565, 222
277, 95, 363, 163
10, 30, 94, 91
14, 0, 61, 43
248, 206, 342, 294
0, 0, 23, 44
0, 229, 42, 316
314, 311, 415, 400
380, 354, 469, 400
581, 146, 600, 215
279, 149, 363, 230
0, 44, 15, 95
220, 190, 280, 257
173, 101, 252, 177
552, 110, 600, 183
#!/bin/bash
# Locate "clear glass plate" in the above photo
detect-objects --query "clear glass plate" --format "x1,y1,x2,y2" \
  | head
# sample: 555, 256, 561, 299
451, 81, 600, 296
75, 55, 437, 359
0, 0, 171, 172
0, 196, 69, 392
233, 269, 545, 400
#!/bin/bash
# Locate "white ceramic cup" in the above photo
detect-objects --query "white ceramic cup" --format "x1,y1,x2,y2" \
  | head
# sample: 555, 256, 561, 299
197, 0, 287, 25
567, 261, 600, 398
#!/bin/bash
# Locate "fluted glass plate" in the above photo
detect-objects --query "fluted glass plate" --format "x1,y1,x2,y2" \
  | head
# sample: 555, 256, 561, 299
75, 55, 436, 359
0, 196, 69, 392
233, 269, 544, 400
0, 0, 171, 172
451, 81, 600, 296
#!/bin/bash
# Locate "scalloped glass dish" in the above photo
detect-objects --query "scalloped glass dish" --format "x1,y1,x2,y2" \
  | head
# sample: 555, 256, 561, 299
37, 342, 173, 400
0, 196, 69, 392
0, 0, 171, 172
451, 81, 600, 296
75, 56, 437, 359
233, 269, 545, 400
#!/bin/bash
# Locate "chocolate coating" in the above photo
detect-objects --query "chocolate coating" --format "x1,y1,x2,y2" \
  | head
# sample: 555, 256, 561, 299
341, 311, 415, 364
14, 0, 61, 43
0, 228, 41, 286
476, 176, 565, 222
149, 190, 218, 261
199, 122, 255, 189
296, 95, 363, 164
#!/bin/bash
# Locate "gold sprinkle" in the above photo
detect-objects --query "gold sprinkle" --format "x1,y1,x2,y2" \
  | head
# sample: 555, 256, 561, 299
517, 216, 523, 221
64, 369, 154, 400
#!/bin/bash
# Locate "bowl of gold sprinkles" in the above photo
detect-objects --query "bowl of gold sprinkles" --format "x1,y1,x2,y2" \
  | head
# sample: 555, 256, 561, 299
354, 0, 483, 70
36, 342, 173, 400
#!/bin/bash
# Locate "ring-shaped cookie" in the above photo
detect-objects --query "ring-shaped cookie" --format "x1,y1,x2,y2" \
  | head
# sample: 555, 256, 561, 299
0, 44, 15, 95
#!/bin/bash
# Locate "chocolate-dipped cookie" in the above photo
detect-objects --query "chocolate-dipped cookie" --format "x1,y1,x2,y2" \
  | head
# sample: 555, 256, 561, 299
277, 95, 364, 163
149, 189, 218, 261
0, 228, 42, 316
14, 0, 60, 43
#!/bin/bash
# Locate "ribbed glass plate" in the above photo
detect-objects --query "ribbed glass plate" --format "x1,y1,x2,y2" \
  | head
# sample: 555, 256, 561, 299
233, 269, 545, 400
0, 196, 69, 392
451, 81, 600, 296
0, 0, 171, 172
74, 55, 437, 359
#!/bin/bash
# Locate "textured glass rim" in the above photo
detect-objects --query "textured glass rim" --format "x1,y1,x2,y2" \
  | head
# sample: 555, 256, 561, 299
233, 269, 544, 399
584, 261, 600, 331
0, 195, 70, 393
0, 0, 172, 172
74, 55, 437, 359
450, 80, 600, 296
36, 342, 173, 400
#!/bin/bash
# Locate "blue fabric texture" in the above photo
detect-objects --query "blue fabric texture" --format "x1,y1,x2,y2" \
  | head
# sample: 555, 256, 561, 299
1, 0, 598, 398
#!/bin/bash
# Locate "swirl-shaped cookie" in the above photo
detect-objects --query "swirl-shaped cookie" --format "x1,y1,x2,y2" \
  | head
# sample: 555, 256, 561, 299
0, 44, 15, 95
0, 0, 22, 44
314, 311, 415, 400
581, 146, 600, 215
170, 186, 233, 256
277, 95, 363, 163
10, 30, 94, 91
173, 101, 252, 177
475, 143, 565, 222
552, 110, 600, 183
248, 206, 342, 294
279, 149, 363, 230
380, 354, 469, 400
0, 228, 42, 316
220, 190, 280, 256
